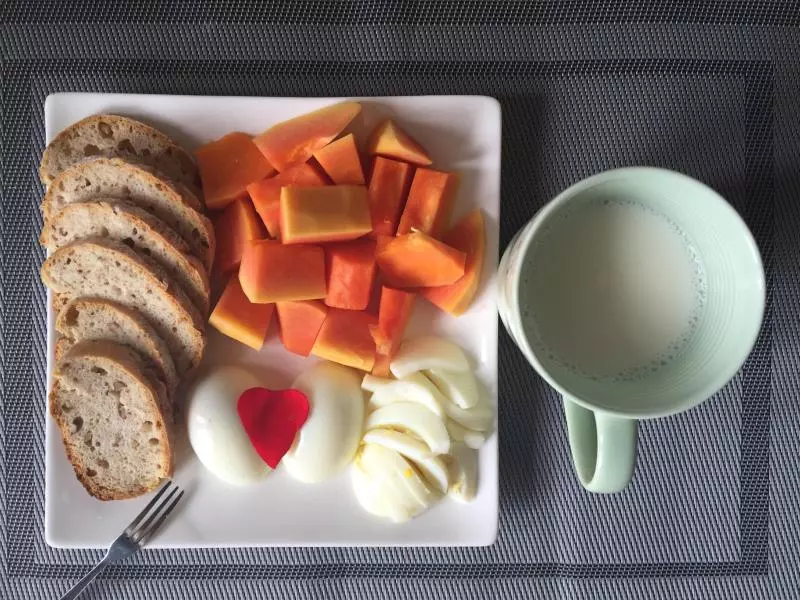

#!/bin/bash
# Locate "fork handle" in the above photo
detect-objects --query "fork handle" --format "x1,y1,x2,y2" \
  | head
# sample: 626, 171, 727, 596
59, 556, 110, 600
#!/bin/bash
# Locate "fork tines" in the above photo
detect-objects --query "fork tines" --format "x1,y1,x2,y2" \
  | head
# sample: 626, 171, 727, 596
125, 479, 184, 546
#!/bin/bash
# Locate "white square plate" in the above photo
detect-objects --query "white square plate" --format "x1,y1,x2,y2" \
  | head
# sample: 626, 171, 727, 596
44, 93, 501, 548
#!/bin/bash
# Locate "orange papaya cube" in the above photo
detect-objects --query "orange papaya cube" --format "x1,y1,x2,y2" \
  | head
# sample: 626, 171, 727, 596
280, 185, 372, 244
312, 309, 377, 371
275, 300, 328, 356
367, 119, 433, 166
367, 157, 414, 237
325, 239, 377, 310
371, 287, 415, 355
420, 209, 486, 316
213, 196, 266, 274
396, 168, 460, 237
253, 102, 361, 172
377, 231, 466, 288
247, 162, 327, 239
195, 132, 275, 210
312, 133, 365, 185
209, 276, 274, 350
239, 240, 326, 303
371, 353, 392, 376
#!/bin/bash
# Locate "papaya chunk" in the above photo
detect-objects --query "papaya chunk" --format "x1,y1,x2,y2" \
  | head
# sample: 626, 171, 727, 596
253, 102, 361, 172
213, 196, 266, 274
239, 240, 326, 303
325, 239, 377, 310
247, 162, 327, 239
367, 119, 432, 166
396, 168, 460, 237
377, 231, 466, 288
370, 286, 415, 362
313, 133, 365, 185
196, 132, 275, 210
276, 300, 328, 356
367, 157, 414, 237
420, 209, 486, 316
280, 185, 372, 244
209, 276, 274, 350
312, 309, 377, 371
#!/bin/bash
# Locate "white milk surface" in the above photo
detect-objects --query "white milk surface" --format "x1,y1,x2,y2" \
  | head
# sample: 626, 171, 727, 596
522, 199, 705, 381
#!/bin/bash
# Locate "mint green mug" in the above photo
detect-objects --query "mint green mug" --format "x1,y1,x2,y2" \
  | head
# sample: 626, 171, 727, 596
497, 168, 765, 493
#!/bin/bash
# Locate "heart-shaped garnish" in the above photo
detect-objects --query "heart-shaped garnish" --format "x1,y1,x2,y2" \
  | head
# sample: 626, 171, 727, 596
237, 387, 310, 468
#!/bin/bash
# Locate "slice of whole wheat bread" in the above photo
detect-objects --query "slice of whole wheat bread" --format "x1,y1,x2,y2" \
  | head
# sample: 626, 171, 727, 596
49, 339, 173, 500
40, 114, 200, 195
41, 238, 206, 374
41, 157, 214, 270
42, 200, 210, 315
56, 298, 179, 394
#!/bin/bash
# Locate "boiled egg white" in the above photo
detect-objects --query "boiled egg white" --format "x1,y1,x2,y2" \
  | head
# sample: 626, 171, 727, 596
186, 365, 271, 486
282, 362, 364, 483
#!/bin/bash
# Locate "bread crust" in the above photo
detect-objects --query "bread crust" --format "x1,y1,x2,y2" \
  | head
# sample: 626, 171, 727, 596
41, 157, 214, 270
42, 200, 210, 314
50, 340, 173, 501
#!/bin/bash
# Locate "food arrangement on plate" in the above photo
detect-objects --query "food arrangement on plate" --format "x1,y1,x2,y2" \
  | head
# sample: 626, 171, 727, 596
39, 99, 495, 527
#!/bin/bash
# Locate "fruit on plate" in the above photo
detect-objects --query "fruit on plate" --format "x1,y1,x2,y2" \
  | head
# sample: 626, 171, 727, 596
367, 157, 414, 237
312, 133, 365, 185
419, 209, 485, 315
275, 300, 328, 356
239, 241, 326, 303
209, 276, 275, 350
186, 366, 271, 485
370, 286, 415, 375
280, 185, 372, 244
282, 362, 365, 483
376, 231, 467, 287
253, 102, 362, 172
367, 119, 433, 166
325, 238, 377, 310
195, 132, 275, 210
396, 168, 460, 236
213, 196, 266, 274
247, 162, 327, 239
312, 309, 377, 371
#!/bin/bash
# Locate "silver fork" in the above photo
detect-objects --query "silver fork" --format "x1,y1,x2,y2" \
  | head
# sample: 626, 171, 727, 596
60, 480, 184, 600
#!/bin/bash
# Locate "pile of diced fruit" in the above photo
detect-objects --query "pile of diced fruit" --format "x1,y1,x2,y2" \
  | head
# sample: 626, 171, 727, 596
199, 102, 485, 375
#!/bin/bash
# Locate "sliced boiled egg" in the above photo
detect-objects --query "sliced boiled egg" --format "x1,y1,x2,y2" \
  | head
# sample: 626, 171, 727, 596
390, 336, 470, 379
425, 368, 480, 409
413, 454, 450, 495
358, 443, 437, 521
446, 444, 479, 503
366, 372, 446, 418
445, 419, 488, 450
282, 362, 364, 483
363, 428, 433, 463
186, 366, 271, 486
366, 402, 451, 455
441, 396, 494, 433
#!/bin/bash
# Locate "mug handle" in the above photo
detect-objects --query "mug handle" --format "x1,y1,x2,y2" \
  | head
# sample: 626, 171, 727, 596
563, 397, 638, 493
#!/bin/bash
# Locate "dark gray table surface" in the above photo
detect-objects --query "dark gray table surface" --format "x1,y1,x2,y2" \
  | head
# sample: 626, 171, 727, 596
2, 2, 799, 599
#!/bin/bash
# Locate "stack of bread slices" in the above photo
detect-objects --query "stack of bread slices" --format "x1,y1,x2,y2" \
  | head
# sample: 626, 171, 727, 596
39, 115, 215, 500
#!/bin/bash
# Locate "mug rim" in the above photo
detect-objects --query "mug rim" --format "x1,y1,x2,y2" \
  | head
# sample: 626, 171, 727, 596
509, 166, 766, 419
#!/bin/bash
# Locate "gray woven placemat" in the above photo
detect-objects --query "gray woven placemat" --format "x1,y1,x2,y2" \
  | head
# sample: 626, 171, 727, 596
2, 2, 799, 599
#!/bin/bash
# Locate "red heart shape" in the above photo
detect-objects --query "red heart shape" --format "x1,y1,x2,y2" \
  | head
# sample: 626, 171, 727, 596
237, 387, 310, 469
